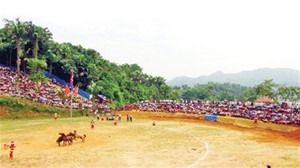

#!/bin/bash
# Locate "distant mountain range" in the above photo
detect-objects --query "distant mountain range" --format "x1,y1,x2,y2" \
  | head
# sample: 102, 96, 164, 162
167, 68, 300, 87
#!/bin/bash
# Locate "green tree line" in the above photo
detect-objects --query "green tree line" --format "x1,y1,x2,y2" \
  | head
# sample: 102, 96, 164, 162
173, 80, 300, 103
0, 18, 177, 107
1, 18, 299, 107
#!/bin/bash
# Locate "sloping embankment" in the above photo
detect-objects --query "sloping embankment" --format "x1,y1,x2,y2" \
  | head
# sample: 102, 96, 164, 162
116, 110, 300, 141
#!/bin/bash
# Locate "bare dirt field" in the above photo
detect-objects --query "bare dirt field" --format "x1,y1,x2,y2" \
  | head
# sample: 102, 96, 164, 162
1, 111, 299, 168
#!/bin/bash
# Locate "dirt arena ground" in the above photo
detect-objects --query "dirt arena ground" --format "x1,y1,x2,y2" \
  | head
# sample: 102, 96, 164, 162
1, 111, 299, 168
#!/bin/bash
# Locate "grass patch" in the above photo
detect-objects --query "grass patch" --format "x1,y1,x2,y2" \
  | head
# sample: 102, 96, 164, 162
0, 96, 88, 119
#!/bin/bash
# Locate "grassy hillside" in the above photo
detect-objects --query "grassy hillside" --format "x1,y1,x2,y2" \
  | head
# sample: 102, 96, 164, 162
0, 96, 88, 119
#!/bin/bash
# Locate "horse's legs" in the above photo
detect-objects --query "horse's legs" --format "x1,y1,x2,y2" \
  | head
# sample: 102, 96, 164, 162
63, 141, 67, 146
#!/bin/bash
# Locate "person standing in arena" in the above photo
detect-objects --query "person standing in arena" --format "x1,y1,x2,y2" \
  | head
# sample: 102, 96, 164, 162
9, 141, 15, 159
54, 113, 58, 120
90, 119, 95, 129
129, 113, 133, 122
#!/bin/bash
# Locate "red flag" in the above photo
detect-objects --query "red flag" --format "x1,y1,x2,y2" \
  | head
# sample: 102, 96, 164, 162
70, 71, 74, 85
73, 85, 79, 96
64, 84, 70, 97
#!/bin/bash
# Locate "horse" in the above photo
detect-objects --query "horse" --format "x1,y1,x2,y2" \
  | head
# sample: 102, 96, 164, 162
66, 132, 76, 139
56, 135, 64, 146
62, 133, 74, 145
56, 133, 74, 146
73, 130, 86, 142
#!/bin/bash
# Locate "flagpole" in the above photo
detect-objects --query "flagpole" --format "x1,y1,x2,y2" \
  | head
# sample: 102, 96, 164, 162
70, 91, 73, 131
70, 70, 74, 131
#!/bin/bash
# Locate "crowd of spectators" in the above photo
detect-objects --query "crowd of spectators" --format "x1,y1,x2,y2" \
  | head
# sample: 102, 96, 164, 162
1, 65, 300, 126
119, 99, 300, 126
0, 65, 93, 109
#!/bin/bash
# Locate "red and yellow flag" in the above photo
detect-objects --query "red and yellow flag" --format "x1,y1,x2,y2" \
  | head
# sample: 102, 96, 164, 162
73, 85, 79, 96
64, 84, 71, 97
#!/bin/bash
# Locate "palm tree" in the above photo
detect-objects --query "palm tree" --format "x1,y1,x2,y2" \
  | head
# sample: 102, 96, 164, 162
45, 41, 61, 77
26, 21, 53, 58
3, 18, 28, 74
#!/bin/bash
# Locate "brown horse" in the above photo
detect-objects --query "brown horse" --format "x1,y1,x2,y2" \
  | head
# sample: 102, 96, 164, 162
73, 130, 86, 142
56, 135, 64, 146
66, 132, 76, 140
56, 133, 74, 146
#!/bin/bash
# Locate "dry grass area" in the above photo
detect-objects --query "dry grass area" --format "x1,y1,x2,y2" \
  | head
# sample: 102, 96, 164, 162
1, 111, 300, 168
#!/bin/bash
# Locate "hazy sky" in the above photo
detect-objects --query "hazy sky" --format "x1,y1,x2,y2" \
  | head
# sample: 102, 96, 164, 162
1, 0, 299, 80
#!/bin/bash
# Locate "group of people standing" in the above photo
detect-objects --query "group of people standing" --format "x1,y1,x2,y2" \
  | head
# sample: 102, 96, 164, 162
3, 141, 15, 159
89, 112, 133, 129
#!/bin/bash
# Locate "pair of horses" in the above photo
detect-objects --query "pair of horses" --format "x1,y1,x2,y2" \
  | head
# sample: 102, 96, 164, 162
56, 130, 86, 146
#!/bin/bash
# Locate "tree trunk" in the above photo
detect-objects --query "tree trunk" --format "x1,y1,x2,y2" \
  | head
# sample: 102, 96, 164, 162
9, 49, 12, 66
49, 61, 53, 78
16, 39, 21, 74
33, 35, 38, 58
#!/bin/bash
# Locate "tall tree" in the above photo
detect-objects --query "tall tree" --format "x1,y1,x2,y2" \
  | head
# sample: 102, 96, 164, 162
45, 41, 61, 77
160, 83, 172, 99
0, 29, 13, 65
254, 79, 278, 101
26, 21, 53, 58
3, 18, 28, 73
277, 86, 300, 102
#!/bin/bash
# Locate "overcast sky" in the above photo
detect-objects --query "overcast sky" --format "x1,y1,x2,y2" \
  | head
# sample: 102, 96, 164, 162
1, 0, 299, 80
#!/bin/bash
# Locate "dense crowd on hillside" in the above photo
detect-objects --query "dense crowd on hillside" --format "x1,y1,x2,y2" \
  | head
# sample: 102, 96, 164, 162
0, 66, 93, 109
119, 99, 300, 126
1, 65, 300, 126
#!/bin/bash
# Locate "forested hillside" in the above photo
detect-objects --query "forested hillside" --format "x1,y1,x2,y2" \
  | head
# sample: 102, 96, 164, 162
1, 19, 299, 106
0, 18, 178, 107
